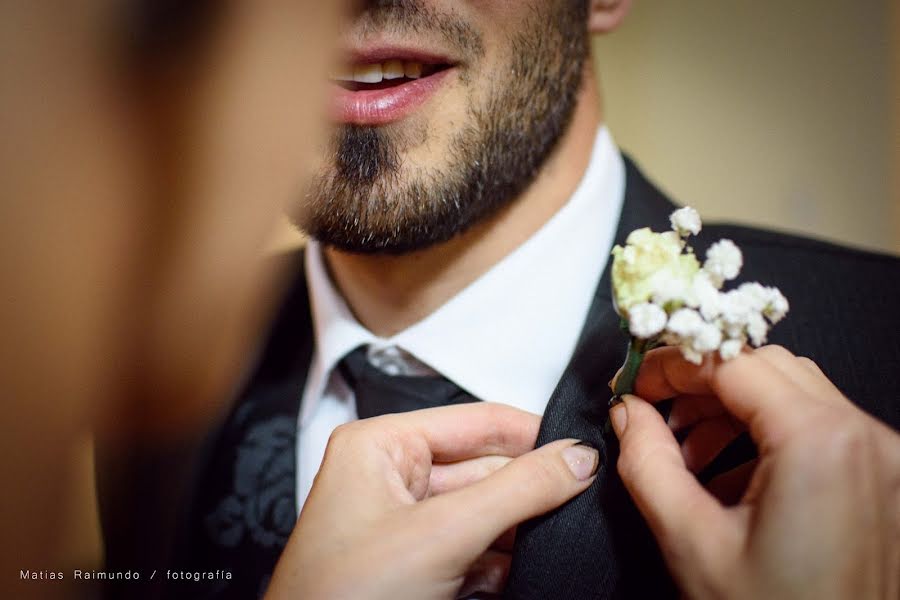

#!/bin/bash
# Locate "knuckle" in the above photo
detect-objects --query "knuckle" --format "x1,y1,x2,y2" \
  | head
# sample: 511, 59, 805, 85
755, 344, 794, 361
791, 414, 873, 471
797, 356, 821, 371
826, 419, 871, 459
327, 421, 359, 447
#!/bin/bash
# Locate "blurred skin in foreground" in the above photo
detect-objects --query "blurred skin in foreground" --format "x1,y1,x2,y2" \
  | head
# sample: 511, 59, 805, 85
0, 1, 342, 597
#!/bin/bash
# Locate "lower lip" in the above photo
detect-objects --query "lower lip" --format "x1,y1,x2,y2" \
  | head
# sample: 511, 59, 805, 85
329, 68, 454, 126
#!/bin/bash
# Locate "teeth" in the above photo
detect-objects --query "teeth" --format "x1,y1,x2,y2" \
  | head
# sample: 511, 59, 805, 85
332, 61, 429, 84
330, 66, 354, 82
382, 60, 405, 80
353, 63, 383, 84
404, 62, 423, 79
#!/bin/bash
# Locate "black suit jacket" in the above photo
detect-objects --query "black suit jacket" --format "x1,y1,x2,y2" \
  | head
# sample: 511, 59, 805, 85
100, 156, 900, 599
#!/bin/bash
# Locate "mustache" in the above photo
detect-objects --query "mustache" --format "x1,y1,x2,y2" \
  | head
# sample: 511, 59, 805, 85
348, 0, 484, 60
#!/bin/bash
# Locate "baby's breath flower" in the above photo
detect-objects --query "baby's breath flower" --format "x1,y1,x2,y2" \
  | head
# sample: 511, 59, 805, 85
666, 307, 704, 338
704, 239, 743, 285
719, 339, 744, 360
718, 291, 746, 329
746, 312, 769, 346
662, 308, 724, 364
628, 302, 668, 339
670, 206, 702, 237
693, 322, 724, 354
765, 288, 790, 323
736, 282, 770, 312
691, 272, 722, 320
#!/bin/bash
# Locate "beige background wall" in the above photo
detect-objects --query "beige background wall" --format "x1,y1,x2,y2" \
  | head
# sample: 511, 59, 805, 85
594, 0, 898, 254
893, 0, 900, 253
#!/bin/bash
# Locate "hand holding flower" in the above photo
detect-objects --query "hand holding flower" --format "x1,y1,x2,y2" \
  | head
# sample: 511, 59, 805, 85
609, 345, 900, 600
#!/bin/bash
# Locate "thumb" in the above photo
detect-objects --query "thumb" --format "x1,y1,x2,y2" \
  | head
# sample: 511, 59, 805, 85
424, 439, 599, 562
611, 395, 733, 565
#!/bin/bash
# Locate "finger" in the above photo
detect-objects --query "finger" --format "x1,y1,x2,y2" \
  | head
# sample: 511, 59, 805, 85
754, 347, 847, 409
429, 455, 512, 496
458, 550, 511, 598
611, 395, 734, 565
424, 439, 599, 560
797, 356, 825, 377
636, 346, 819, 449
712, 350, 827, 448
634, 346, 717, 401
681, 415, 746, 473
378, 403, 541, 462
667, 394, 727, 431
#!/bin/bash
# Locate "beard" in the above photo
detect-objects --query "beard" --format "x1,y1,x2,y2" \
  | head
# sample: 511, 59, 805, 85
298, 1, 590, 255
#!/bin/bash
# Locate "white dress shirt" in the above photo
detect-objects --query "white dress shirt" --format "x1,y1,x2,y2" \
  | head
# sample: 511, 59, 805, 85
296, 126, 625, 511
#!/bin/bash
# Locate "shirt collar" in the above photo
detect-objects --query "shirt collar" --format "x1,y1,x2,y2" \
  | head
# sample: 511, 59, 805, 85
301, 126, 625, 425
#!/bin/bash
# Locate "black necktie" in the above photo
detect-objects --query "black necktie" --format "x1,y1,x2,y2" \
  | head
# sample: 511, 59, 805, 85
338, 346, 480, 418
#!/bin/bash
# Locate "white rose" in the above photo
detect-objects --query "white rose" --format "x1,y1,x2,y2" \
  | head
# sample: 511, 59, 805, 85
611, 228, 699, 314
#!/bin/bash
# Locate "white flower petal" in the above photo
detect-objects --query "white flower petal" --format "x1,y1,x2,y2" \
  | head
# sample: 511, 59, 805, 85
692, 272, 722, 319
680, 346, 704, 365
692, 322, 723, 353
628, 302, 668, 339
765, 287, 789, 323
704, 239, 743, 284
649, 271, 690, 307
736, 282, 769, 312
666, 308, 705, 338
746, 312, 769, 346
670, 206, 702, 237
720, 339, 744, 360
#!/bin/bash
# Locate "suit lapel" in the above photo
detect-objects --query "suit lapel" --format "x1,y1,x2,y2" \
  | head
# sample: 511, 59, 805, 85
505, 157, 680, 599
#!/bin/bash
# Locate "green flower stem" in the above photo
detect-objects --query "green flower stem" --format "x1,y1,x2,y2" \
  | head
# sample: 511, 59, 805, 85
613, 337, 648, 399
603, 334, 655, 437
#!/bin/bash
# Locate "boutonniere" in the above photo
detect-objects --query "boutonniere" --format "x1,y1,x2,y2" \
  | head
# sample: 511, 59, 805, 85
609, 207, 789, 406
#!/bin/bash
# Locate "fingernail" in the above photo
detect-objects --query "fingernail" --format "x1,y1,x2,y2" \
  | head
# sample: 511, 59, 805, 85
610, 402, 628, 438
563, 441, 600, 481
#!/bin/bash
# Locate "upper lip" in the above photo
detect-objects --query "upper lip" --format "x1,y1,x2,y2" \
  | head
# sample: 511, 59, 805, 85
340, 44, 457, 67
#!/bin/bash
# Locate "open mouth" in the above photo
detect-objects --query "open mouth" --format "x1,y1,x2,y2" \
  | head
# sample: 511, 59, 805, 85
329, 56, 457, 126
331, 61, 454, 92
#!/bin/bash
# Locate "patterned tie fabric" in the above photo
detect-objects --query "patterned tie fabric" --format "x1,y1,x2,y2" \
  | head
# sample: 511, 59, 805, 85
339, 345, 480, 418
